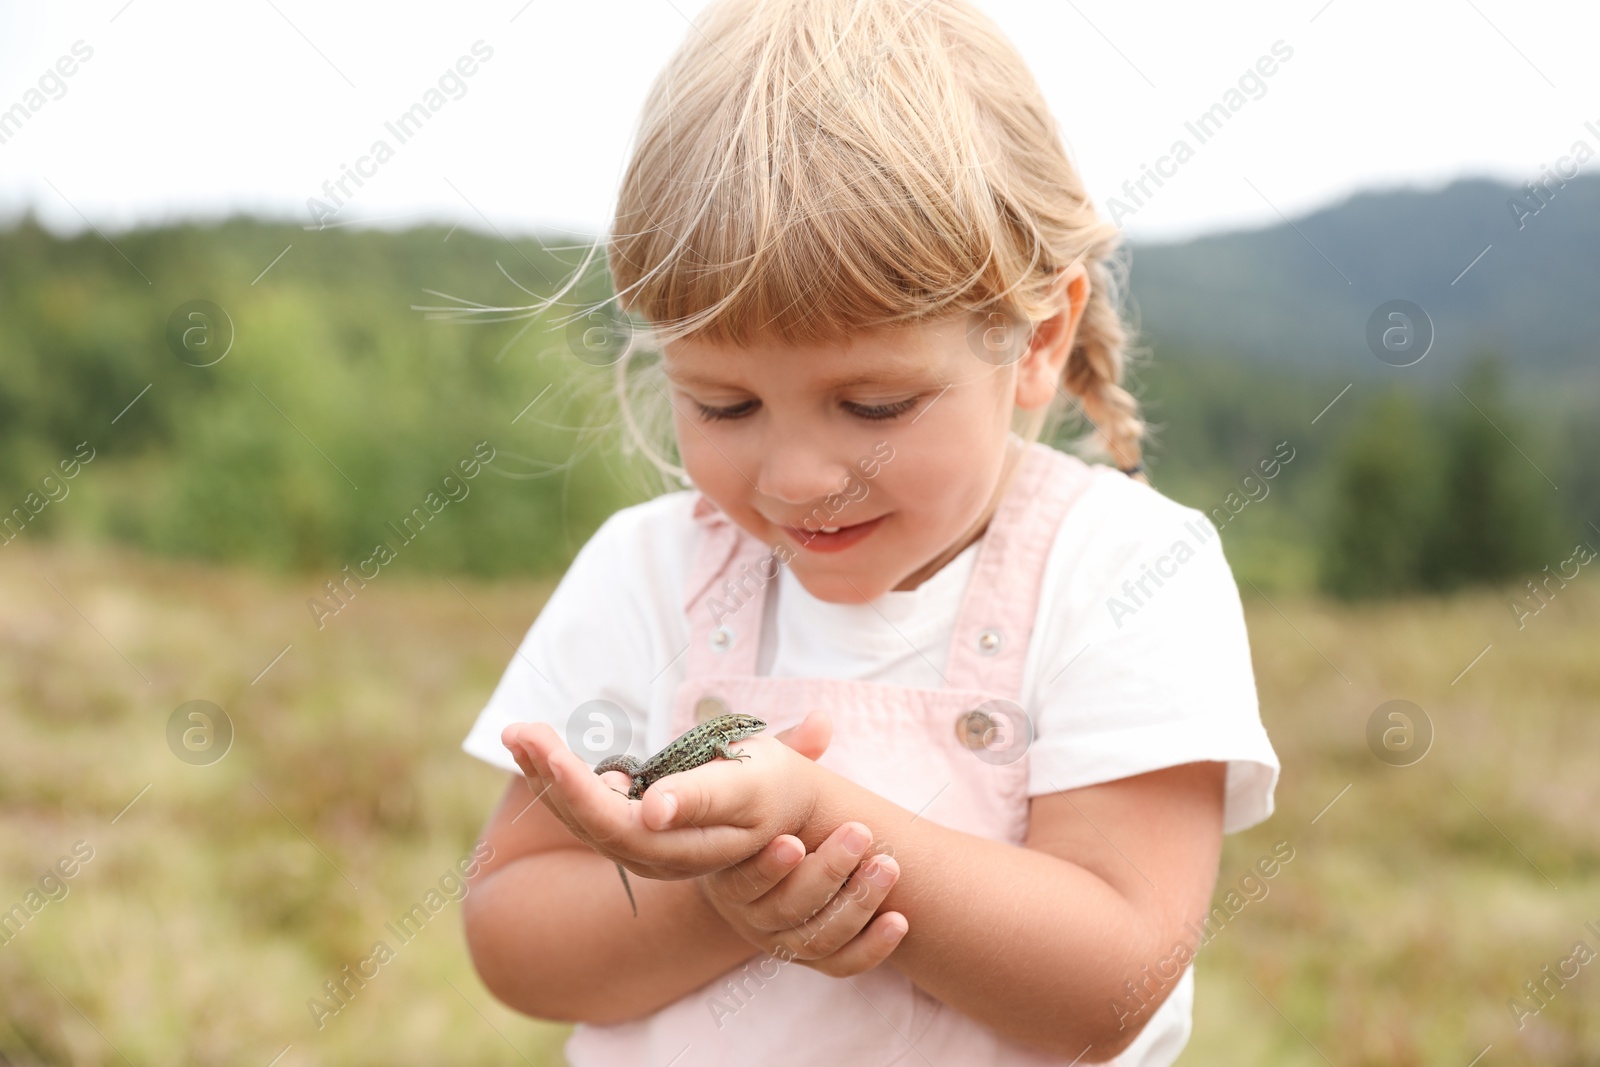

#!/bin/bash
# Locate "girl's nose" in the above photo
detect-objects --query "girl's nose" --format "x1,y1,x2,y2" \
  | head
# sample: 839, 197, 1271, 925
754, 435, 855, 509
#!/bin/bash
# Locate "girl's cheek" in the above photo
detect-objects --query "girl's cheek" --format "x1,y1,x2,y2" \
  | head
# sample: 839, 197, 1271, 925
675, 426, 723, 477
679, 435, 752, 508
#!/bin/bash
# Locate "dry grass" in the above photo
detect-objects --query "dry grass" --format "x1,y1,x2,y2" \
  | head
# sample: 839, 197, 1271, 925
1186, 574, 1600, 1065
1, 537, 1596, 1065
1, 538, 568, 1066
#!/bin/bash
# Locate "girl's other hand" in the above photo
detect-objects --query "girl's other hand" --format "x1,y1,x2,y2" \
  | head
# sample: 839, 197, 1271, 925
697, 822, 908, 977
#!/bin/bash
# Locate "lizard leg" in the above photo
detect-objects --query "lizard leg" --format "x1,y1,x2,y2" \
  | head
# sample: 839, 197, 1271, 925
715, 743, 752, 762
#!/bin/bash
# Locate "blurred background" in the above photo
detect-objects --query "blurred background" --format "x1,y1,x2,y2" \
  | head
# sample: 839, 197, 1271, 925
1, 0, 1596, 1064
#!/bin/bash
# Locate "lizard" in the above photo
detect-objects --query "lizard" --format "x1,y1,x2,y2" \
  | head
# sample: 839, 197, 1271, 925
592, 712, 768, 917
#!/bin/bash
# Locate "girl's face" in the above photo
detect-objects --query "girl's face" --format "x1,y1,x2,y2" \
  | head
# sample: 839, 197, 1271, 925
660, 272, 1086, 604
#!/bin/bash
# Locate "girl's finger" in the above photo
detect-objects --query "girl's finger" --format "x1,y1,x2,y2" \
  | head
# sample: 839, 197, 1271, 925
705, 835, 806, 908
503, 722, 567, 788
520, 722, 569, 780
549, 747, 659, 851
772, 852, 900, 961
501, 727, 611, 842
752, 822, 875, 931
502, 729, 549, 789
800, 911, 909, 979
506, 733, 583, 823
774, 709, 832, 761
639, 749, 770, 833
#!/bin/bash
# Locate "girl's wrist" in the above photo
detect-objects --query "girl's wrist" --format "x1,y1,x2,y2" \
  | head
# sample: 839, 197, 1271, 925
787, 759, 869, 851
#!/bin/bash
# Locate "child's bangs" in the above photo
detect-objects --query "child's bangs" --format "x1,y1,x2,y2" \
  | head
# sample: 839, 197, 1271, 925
606, 0, 1046, 347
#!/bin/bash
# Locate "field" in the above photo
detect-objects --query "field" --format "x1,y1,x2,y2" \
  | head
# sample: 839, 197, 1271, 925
2, 535, 1596, 1066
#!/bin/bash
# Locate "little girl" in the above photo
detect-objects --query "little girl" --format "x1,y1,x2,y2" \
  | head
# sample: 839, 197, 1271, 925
460, 1, 1279, 1063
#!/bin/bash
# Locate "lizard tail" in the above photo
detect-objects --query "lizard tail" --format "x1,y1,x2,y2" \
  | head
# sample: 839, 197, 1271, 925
616, 861, 638, 918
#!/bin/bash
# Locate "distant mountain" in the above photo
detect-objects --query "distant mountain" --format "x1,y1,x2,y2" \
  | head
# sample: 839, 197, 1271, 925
1126, 173, 1600, 382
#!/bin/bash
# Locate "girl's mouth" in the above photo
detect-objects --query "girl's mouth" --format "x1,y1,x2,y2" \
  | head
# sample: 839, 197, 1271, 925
781, 515, 886, 553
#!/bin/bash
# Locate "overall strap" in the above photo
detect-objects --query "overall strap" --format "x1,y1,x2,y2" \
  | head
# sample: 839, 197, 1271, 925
944, 442, 1092, 700
681, 494, 777, 679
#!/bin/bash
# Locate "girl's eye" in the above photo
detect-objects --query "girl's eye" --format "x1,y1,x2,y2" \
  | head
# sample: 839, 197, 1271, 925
694, 399, 759, 421
844, 397, 919, 421
692, 396, 920, 421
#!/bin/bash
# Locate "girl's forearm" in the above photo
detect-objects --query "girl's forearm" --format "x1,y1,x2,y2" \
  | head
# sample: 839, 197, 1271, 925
798, 775, 1165, 1061
464, 848, 759, 1023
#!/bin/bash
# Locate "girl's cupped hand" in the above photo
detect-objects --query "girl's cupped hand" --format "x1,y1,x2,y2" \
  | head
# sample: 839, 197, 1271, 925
499, 710, 833, 886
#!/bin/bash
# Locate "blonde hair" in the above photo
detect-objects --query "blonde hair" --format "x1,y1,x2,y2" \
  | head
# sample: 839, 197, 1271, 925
605, 0, 1144, 486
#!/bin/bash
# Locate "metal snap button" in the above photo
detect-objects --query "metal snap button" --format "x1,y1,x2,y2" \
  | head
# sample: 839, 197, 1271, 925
958, 700, 1035, 766
955, 709, 994, 750
695, 695, 730, 723
709, 625, 734, 652
976, 628, 1002, 655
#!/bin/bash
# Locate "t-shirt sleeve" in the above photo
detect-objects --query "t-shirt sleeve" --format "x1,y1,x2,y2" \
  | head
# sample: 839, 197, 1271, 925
1024, 484, 1280, 835
459, 505, 675, 776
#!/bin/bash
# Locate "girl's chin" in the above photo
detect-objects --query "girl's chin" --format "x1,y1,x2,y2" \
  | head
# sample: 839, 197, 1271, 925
786, 565, 890, 604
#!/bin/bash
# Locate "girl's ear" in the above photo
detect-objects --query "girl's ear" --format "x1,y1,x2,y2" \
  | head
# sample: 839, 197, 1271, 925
1015, 264, 1091, 411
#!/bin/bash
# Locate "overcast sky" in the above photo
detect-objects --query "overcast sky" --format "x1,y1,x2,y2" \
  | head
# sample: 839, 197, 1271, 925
1, 0, 1595, 245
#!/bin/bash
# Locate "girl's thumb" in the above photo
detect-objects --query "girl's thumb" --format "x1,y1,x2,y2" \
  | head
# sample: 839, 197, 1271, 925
775, 709, 832, 761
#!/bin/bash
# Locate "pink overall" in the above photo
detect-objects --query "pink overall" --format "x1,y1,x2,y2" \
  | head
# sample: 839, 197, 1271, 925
565, 442, 1155, 1066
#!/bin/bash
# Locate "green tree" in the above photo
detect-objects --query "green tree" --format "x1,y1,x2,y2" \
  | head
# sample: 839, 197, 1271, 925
1417, 354, 1562, 591
1318, 389, 1440, 598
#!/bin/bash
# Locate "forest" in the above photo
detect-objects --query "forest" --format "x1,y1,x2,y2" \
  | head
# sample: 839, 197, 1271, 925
2, 202, 1592, 603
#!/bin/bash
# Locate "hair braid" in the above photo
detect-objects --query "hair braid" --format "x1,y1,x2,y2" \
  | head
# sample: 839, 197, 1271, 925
1060, 257, 1144, 477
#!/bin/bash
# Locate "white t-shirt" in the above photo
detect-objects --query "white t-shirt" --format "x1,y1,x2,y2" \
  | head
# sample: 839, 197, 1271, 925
460, 459, 1280, 1066
463, 461, 1278, 833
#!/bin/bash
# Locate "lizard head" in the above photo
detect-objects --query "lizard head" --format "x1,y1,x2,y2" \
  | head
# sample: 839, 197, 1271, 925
720, 713, 767, 739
